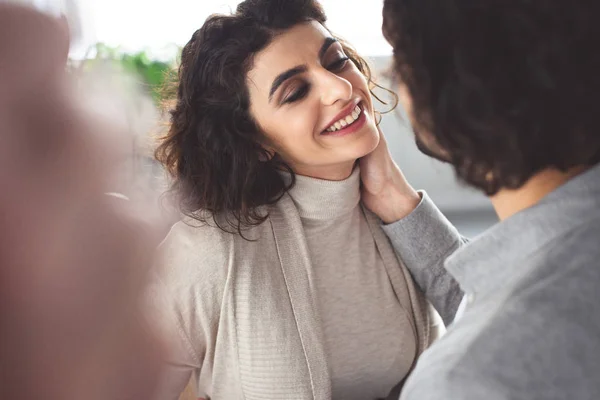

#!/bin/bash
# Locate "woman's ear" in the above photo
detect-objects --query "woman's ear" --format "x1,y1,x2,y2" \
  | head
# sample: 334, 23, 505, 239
256, 135, 276, 162
258, 146, 275, 162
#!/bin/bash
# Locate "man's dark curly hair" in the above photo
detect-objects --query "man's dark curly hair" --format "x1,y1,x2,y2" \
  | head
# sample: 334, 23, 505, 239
156, 0, 394, 234
383, 0, 600, 195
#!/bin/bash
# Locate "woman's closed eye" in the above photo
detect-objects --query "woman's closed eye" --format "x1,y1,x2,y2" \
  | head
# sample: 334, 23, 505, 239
282, 83, 310, 104
280, 54, 349, 105
326, 56, 350, 72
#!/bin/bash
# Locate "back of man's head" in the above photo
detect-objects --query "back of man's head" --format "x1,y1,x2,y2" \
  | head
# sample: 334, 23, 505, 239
382, 0, 600, 195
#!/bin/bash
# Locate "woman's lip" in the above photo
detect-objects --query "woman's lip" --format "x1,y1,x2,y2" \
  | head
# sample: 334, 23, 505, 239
322, 99, 362, 133
321, 102, 367, 137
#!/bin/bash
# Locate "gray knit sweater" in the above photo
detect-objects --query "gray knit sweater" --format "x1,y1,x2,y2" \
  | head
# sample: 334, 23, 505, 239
151, 177, 443, 400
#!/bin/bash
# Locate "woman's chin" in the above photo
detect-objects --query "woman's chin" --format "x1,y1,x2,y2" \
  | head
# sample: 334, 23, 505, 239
355, 124, 381, 157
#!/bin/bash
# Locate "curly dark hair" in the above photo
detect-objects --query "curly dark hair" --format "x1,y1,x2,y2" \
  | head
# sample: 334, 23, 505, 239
383, 0, 600, 195
156, 0, 394, 234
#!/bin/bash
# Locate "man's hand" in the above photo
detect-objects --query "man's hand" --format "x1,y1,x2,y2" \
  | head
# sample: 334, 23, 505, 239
360, 128, 421, 224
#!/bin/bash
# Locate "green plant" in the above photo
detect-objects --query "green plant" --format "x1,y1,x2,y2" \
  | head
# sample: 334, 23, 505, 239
73, 43, 180, 105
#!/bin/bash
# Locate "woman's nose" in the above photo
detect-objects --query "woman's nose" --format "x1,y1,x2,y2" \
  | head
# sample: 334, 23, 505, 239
318, 71, 353, 106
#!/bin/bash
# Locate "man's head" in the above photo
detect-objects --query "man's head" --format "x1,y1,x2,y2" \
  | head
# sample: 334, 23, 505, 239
382, 0, 600, 195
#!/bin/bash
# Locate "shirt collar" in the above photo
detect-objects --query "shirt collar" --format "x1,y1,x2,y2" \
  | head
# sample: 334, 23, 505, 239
445, 164, 600, 295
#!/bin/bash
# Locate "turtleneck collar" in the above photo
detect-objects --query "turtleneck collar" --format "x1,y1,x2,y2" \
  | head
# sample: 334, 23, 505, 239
284, 167, 361, 220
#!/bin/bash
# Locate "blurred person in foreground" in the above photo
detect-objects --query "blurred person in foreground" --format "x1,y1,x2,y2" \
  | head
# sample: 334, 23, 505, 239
359, 0, 600, 399
0, 3, 166, 399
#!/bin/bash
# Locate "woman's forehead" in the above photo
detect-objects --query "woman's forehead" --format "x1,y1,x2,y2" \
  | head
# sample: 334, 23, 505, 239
247, 21, 333, 94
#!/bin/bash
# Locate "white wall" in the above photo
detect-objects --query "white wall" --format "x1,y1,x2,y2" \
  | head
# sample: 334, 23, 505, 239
74, 0, 392, 59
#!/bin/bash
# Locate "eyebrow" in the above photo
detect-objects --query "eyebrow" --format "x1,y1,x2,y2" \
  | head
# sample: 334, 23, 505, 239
269, 66, 307, 102
319, 37, 338, 60
268, 37, 339, 102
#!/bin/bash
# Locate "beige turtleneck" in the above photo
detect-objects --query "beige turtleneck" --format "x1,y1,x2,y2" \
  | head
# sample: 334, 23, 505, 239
287, 168, 417, 400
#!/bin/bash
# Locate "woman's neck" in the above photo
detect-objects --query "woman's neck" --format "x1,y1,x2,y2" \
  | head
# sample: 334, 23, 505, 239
292, 160, 357, 181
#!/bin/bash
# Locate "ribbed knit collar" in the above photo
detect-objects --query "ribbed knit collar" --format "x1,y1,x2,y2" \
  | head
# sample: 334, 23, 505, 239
285, 167, 361, 221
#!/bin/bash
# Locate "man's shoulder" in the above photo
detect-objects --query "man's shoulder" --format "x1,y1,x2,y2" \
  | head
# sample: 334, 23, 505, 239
405, 291, 600, 399
402, 219, 600, 400
520, 216, 600, 304
540, 215, 600, 269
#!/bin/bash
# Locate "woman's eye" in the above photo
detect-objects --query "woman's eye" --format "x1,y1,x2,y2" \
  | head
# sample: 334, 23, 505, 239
327, 57, 350, 72
282, 84, 309, 104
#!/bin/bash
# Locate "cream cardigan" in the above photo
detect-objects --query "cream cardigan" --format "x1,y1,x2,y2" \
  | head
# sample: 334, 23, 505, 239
152, 193, 443, 400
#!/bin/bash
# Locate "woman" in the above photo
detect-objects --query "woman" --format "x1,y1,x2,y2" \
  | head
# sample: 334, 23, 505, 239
153, 0, 443, 399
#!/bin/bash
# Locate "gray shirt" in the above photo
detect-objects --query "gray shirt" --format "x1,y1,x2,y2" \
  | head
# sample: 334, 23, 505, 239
384, 164, 600, 400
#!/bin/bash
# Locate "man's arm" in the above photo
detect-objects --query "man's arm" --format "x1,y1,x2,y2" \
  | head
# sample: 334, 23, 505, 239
360, 132, 465, 325
383, 192, 466, 325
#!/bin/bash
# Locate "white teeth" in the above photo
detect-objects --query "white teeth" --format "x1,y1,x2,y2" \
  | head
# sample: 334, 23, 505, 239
325, 104, 362, 132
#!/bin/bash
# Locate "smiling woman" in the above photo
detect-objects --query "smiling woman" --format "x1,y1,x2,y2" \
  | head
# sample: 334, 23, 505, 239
247, 20, 380, 181
152, 1, 442, 399
156, 2, 391, 232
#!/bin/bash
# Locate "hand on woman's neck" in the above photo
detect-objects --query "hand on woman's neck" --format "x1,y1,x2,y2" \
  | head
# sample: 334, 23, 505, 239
490, 166, 589, 220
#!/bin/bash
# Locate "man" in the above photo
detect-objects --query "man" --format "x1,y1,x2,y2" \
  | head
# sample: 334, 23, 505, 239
360, 1, 600, 399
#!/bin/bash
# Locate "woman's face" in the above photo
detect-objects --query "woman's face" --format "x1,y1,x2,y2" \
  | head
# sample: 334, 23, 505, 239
247, 21, 380, 180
